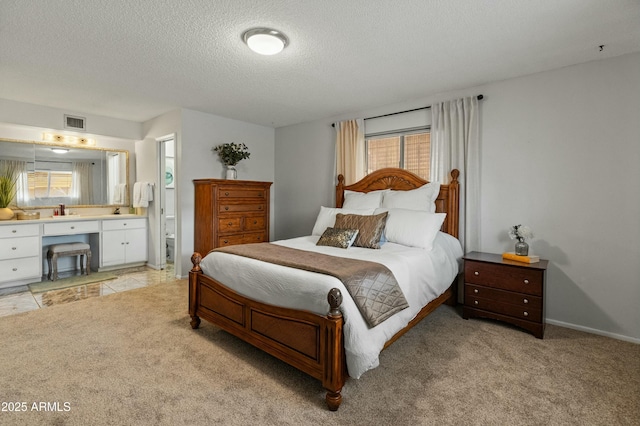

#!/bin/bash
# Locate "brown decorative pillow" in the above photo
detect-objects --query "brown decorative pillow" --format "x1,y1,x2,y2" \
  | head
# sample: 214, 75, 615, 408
316, 228, 360, 249
334, 211, 388, 249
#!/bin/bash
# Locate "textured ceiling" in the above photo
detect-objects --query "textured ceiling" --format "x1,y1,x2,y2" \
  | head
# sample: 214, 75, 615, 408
1, 0, 639, 128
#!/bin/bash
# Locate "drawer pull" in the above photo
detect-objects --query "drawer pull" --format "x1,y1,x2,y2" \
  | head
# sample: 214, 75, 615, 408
224, 206, 229, 211
474, 271, 479, 276
474, 300, 479, 305
124, 223, 127, 226
12, 229, 17, 233
223, 240, 229, 244
71, 226, 75, 229
253, 220, 257, 224
228, 222, 233, 226
524, 279, 529, 284
523, 298, 529, 304
258, 206, 262, 210
12, 267, 17, 271
225, 192, 229, 196
473, 289, 479, 294
523, 311, 529, 317
12, 247, 17, 250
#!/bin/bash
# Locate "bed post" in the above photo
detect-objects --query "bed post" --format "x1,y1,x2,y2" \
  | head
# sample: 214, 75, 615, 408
324, 288, 346, 411
448, 169, 460, 239
189, 252, 203, 329
336, 174, 345, 208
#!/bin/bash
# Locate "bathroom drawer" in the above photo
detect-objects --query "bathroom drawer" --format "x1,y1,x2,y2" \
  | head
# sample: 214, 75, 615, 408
102, 218, 146, 231
0, 223, 40, 238
0, 257, 40, 282
0, 236, 40, 259
44, 220, 100, 236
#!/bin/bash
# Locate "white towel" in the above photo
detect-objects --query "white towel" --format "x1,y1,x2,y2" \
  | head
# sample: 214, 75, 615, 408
133, 182, 153, 208
113, 183, 127, 204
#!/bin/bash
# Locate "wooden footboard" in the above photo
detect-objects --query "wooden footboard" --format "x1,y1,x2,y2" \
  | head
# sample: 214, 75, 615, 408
189, 253, 347, 410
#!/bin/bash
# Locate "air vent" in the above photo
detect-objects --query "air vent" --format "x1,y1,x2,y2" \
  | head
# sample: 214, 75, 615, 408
64, 114, 86, 130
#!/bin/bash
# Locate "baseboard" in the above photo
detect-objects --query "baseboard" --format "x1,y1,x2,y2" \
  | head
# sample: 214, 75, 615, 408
546, 319, 640, 344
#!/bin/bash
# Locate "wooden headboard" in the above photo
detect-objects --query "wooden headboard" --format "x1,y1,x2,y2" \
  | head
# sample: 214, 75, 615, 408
336, 168, 460, 239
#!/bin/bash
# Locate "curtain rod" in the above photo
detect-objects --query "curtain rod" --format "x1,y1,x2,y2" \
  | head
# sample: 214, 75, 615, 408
332, 94, 483, 127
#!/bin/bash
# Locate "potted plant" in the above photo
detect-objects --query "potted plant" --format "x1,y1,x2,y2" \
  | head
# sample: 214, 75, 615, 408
0, 162, 18, 220
212, 142, 251, 179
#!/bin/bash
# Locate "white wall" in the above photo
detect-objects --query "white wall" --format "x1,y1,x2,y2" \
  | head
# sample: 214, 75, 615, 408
274, 52, 640, 342
179, 109, 275, 278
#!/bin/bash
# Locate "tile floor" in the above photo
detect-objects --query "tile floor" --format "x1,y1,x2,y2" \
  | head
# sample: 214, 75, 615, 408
0, 264, 185, 318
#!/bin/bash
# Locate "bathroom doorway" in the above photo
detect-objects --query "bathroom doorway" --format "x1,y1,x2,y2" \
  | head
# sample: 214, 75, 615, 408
159, 135, 176, 270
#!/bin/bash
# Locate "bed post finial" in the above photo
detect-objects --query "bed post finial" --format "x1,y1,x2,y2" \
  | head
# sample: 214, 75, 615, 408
327, 288, 343, 318
191, 252, 202, 273
450, 169, 460, 182
336, 175, 345, 208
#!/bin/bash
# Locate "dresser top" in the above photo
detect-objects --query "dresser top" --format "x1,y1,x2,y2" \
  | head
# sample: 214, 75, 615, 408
463, 251, 549, 270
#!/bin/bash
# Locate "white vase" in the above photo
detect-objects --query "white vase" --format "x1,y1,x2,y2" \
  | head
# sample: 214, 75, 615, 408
225, 165, 237, 180
0, 207, 14, 221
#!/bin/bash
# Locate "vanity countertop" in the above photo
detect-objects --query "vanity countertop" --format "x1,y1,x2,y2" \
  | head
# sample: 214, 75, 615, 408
0, 213, 145, 225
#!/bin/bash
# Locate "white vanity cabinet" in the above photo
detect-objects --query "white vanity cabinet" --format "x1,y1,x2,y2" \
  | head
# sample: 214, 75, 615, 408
101, 218, 148, 268
0, 223, 41, 287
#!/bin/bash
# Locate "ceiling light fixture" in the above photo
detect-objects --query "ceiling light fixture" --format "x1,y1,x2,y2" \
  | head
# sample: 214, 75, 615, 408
51, 148, 70, 154
242, 28, 289, 55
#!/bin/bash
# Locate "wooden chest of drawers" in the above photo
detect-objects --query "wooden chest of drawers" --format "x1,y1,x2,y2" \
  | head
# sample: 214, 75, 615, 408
462, 251, 548, 338
193, 179, 272, 255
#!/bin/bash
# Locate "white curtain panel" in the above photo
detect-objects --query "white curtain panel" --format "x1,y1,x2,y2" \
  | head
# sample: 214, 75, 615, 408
430, 96, 480, 252
335, 119, 365, 185
72, 162, 93, 205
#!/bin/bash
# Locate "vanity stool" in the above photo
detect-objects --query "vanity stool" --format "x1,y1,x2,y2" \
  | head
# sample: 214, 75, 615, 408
47, 242, 92, 281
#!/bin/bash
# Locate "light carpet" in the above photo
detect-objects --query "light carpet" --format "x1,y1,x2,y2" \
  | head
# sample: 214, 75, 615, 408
0, 280, 638, 426
27, 272, 117, 294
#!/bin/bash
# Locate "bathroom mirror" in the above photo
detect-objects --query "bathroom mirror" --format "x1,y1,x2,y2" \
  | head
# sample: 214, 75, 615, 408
0, 138, 129, 209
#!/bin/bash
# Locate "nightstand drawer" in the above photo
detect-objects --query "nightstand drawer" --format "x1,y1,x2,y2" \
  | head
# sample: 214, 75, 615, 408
244, 216, 265, 231
219, 203, 266, 213
465, 284, 542, 310
218, 232, 266, 247
465, 261, 542, 296
465, 296, 542, 322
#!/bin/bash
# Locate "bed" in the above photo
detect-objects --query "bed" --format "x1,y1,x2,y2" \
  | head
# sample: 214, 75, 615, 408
189, 168, 461, 410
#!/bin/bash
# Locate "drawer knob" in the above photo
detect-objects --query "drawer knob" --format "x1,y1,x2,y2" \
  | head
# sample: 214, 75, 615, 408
473, 289, 478, 294
124, 223, 127, 226
474, 271, 479, 276
12, 247, 17, 250
225, 206, 229, 211
523, 298, 529, 304
223, 240, 229, 244
258, 206, 262, 210
253, 220, 257, 224
13, 267, 18, 271
225, 192, 229, 196
71, 226, 75, 229
474, 300, 479, 305
12, 229, 17, 233
228, 222, 233, 226
523, 279, 529, 284
523, 311, 529, 317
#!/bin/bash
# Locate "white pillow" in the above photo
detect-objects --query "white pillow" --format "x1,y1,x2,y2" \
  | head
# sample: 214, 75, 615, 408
375, 208, 446, 250
381, 182, 440, 213
342, 190, 386, 210
311, 206, 375, 236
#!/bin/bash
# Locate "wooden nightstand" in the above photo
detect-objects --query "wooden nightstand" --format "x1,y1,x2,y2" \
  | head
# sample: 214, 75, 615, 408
462, 251, 549, 338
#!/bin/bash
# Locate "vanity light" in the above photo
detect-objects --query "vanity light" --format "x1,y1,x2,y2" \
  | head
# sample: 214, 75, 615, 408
42, 132, 97, 146
242, 28, 289, 55
51, 148, 70, 154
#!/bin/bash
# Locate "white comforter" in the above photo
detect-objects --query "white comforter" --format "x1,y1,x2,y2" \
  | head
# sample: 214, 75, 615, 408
200, 232, 462, 379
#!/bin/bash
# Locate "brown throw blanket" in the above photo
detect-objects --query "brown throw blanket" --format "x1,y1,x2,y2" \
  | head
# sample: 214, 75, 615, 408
214, 243, 409, 327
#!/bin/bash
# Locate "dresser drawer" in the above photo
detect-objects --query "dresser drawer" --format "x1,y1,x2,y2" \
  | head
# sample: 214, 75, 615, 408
218, 187, 267, 200
243, 216, 265, 231
44, 220, 100, 236
465, 295, 542, 322
0, 257, 40, 282
465, 284, 542, 310
218, 217, 242, 233
0, 236, 40, 259
218, 232, 266, 247
465, 260, 542, 296
219, 203, 266, 214
0, 223, 39, 238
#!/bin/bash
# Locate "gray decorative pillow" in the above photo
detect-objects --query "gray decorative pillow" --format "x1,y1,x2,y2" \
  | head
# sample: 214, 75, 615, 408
316, 228, 360, 249
334, 211, 389, 249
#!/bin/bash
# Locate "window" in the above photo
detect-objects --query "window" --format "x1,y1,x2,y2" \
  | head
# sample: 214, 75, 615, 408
27, 170, 73, 199
366, 130, 430, 179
